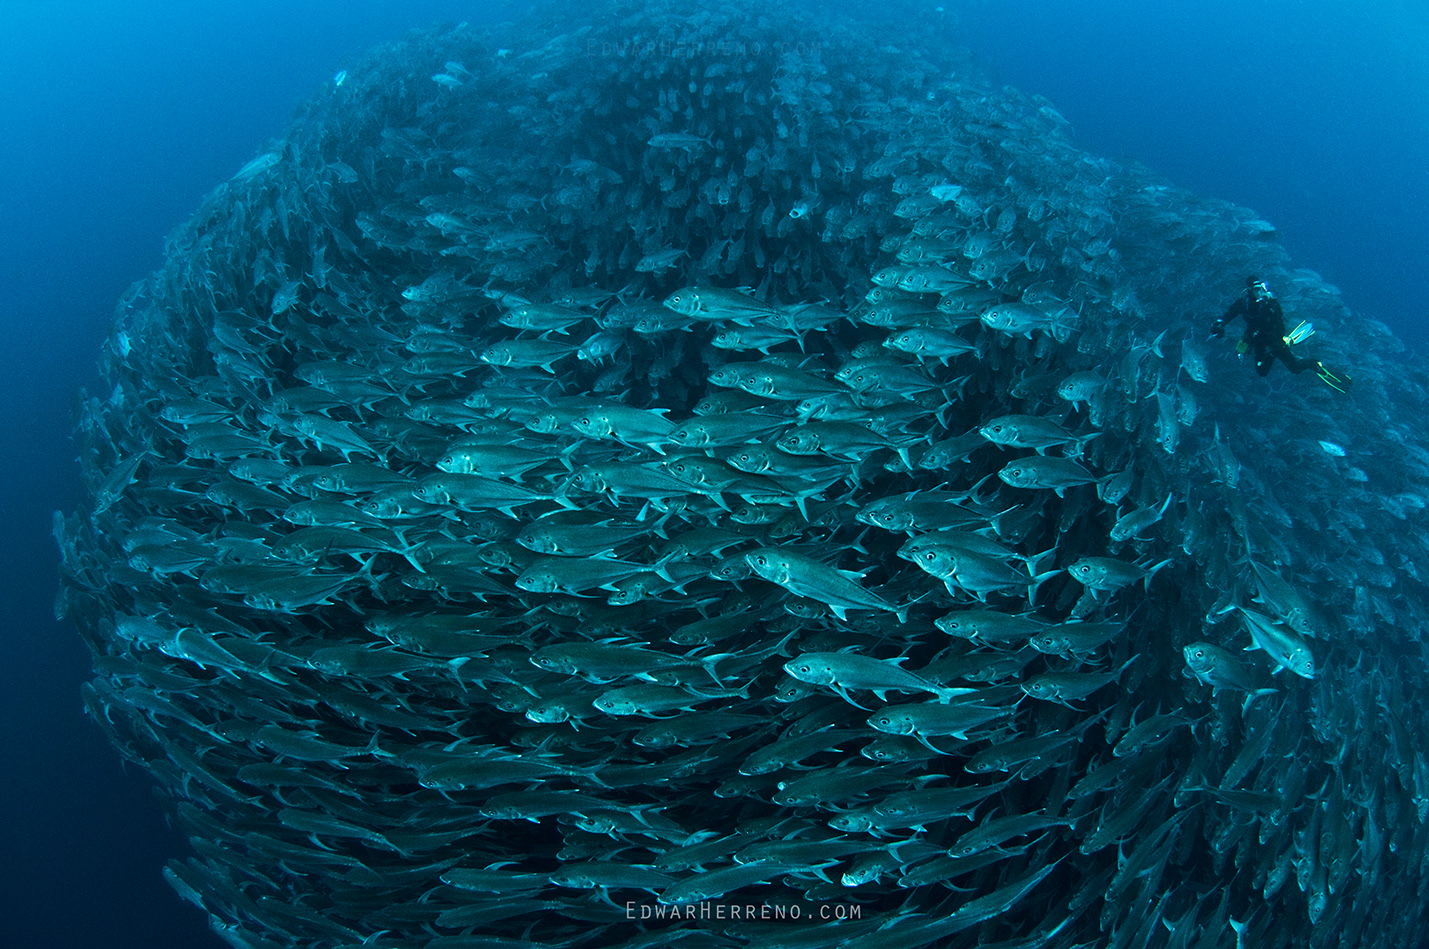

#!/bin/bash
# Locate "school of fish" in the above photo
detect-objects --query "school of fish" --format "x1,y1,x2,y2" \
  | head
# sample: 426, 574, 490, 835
55, 1, 1429, 947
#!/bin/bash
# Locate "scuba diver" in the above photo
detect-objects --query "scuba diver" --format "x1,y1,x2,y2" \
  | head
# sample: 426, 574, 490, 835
1211, 277, 1352, 392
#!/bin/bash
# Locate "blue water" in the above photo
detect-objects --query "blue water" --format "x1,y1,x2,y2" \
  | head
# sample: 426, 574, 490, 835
0, 1, 1423, 946
953, 0, 1429, 353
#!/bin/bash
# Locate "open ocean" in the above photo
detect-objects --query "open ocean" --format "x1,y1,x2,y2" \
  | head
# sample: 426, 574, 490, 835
2, 1, 1424, 946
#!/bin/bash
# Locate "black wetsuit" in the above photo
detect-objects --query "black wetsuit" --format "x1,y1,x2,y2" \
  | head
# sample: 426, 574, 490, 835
1212, 290, 1315, 377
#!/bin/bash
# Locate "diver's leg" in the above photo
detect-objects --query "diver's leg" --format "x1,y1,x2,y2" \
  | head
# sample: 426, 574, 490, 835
1270, 337, 1313, 373
1254, 343, 1274, 376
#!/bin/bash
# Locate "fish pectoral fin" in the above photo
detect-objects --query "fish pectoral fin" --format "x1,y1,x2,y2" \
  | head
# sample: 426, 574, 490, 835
833, 685, 873, 710
912, 733, 948, 753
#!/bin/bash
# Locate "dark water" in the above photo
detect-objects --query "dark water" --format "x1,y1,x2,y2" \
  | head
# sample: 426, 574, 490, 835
1, 1, 1423, 946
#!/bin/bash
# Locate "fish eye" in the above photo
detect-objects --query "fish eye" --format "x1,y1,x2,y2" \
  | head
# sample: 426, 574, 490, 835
923, 552, 936, 562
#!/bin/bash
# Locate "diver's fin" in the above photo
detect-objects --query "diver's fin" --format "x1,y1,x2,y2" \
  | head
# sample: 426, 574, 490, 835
1284, 321, 1314, 346
1315, 362, 1351, 394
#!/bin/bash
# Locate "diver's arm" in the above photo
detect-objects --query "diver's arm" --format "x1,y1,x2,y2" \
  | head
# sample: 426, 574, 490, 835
1210, 298, 1244, 338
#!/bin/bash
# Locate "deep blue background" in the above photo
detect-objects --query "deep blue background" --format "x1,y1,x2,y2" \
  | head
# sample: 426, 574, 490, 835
0, 4, 505, 947
952, 0, 1429, 352
0, 1, 1423, 946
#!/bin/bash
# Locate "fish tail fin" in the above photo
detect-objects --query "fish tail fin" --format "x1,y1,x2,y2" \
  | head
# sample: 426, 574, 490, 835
1143, 557, 1173, 591
1026, 548, 1058, 575
1150, 329, 1168, 359
696, 652, 734, 687
445, 657, 472, 693
848, 526, 872, 555
396, 544, 428, 574
986, 503, 1021, 537
1230, 918, 1249, 949
652, 550, 679, 583
1242, 688, 1278, 713
581, 764, 611, 789
936, 397, 953, 430
1028, 569, 1062, 606
896, 589, 932, 625
1027, 548, 1062, 604
969, 472, 1000, 506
